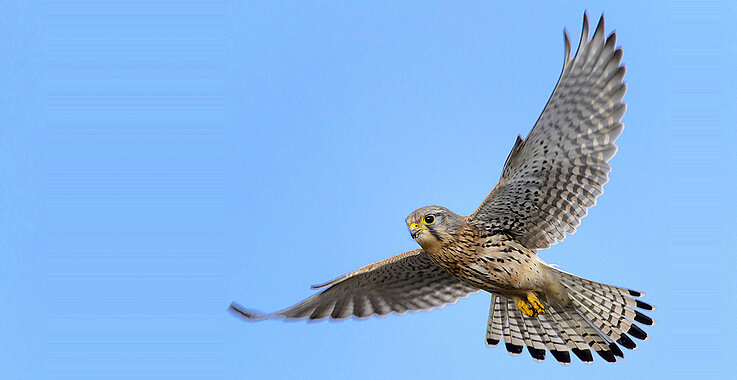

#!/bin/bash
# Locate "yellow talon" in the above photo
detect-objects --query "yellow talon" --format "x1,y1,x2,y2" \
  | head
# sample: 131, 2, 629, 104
527, 293, 545, 315
514, 293, 545, 318
516, 299, 535, 317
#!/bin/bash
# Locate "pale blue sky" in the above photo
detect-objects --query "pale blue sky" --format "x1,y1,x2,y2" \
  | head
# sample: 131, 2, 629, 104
1, 1, 735, 379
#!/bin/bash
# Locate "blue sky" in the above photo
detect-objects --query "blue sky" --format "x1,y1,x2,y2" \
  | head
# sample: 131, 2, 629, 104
1, 1, 735, 379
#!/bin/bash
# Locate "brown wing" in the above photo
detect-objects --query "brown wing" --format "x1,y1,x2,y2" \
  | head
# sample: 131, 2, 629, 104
469, 14, 626, 250
230, 249, 479, 321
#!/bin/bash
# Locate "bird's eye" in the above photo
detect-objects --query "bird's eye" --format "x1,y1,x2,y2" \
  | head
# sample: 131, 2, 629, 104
423, 215, 435, 225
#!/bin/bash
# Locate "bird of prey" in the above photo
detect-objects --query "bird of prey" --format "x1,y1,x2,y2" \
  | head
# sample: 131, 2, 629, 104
231, 13, 655, 364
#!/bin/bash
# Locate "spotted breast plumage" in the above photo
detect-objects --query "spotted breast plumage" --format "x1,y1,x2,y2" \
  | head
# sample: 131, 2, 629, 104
230, 13, 655, 364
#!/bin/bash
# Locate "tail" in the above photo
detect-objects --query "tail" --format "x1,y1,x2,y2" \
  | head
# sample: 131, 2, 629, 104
485, 268, 655, 364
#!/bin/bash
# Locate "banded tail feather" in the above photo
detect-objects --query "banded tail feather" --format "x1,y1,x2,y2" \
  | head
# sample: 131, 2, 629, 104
486, 294, 504, 346
486, 267, 654, 364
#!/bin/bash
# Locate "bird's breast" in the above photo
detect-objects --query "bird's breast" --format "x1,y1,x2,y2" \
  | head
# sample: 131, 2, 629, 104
425, 233, 548, 294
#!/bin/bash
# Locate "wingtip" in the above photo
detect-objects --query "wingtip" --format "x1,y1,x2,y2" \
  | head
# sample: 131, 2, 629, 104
229, 302, 269, 321
593, 14, 606, 43
617, 335, 637, 350
634, 310, 656, 326
562, 28, 572, 65
634, 300, 653, 311
311, 277, 340, 289
577, 11, 590, 51
627, 324, 649, 340
596, 14, 606, 34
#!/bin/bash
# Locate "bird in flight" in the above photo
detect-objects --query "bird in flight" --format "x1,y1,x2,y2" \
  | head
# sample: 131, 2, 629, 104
231, 13, 655, 364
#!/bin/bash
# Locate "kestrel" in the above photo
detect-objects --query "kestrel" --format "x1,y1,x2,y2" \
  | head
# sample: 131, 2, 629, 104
231, 13, 655, 364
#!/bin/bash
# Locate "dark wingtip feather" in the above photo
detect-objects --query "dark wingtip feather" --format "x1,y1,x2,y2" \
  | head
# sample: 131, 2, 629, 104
609, 343, 625, 359
229, 302, 269, 321
606, 31, 617, 47
486, 338, 500, 346
594, 14, 606, 37
628, 289, 644, 297
551, 350, 571, 365
634, 310, 656, 326
596, 349, 617, 363
628, 324, 649, 340
572, 348, 593, 363
612, 48, 624, 63
505, 343, 524, 355
311, 278, 337, 289
635, 300, 656, 311
617, 334, 637, 350
527, 346, 546, 361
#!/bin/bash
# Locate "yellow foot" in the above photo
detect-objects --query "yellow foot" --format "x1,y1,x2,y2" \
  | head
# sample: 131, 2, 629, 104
527, 293, 545, 316
516, 298, 535, 317
514, 293, 545, 318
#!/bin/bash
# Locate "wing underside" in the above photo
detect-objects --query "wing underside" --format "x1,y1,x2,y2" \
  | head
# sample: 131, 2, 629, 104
470, 13, 627, 250
230, 249, 479, 321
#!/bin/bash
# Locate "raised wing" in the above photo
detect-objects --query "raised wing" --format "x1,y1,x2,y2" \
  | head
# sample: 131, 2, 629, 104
469, 14, 626, 250
230, 249, 479, 321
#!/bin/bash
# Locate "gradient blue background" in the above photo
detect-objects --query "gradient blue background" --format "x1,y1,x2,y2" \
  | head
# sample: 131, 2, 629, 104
1, 1, 735, 379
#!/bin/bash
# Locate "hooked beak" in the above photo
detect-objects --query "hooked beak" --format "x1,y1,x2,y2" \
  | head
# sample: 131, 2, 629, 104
409, 223, 423, 239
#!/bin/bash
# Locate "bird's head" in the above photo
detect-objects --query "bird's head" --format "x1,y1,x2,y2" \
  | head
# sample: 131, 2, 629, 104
406, 206, 464, 251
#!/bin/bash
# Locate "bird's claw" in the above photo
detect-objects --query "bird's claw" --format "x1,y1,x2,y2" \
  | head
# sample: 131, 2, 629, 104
527, 293, 545, 315
515, 293, 545, 317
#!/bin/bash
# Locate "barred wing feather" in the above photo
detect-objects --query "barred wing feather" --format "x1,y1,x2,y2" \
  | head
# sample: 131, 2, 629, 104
470, 14, 627, 250
230, 249, 478, 321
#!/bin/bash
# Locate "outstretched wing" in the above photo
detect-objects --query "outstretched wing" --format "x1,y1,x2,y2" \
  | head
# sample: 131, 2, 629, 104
230, 249, 479, 321
469, 14, 626, 250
